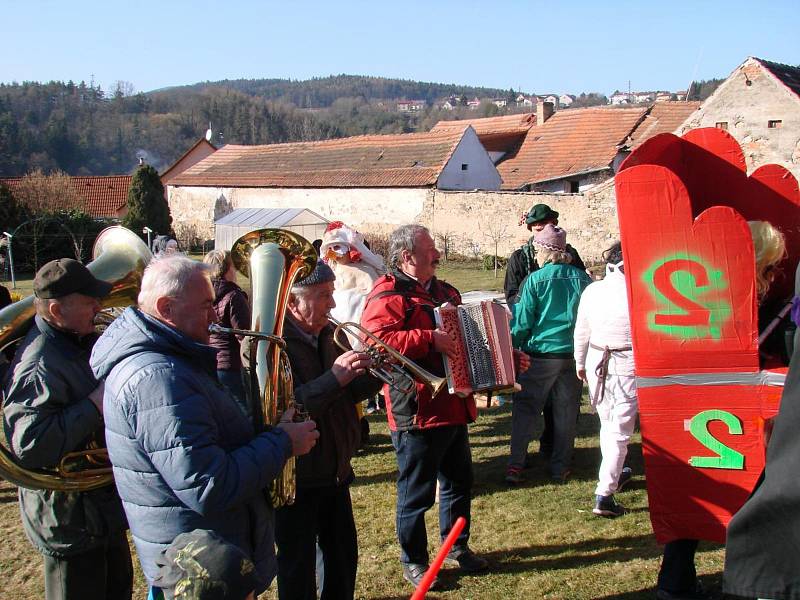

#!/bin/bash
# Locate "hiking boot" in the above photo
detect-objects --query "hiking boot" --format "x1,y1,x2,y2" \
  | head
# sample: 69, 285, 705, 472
402, 563, 439, 590
444, 547, 489, 573
505, 466, 524, 485
617, 466, 633, 492
593, 494, 626, 518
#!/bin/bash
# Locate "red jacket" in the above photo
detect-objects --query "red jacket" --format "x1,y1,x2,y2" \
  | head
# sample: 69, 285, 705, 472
360, 270, 477, 431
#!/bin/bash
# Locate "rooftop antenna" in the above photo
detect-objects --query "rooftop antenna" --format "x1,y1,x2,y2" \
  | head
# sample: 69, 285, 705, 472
205, 122, 213, 142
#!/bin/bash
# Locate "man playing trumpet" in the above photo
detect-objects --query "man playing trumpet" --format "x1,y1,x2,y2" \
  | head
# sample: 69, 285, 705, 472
3, 259, 132, 600
276, 260, 381, 600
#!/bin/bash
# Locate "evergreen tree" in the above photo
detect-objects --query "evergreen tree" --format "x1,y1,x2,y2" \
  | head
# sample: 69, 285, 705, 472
122, 163, 172, 236
0, 183, 27, 230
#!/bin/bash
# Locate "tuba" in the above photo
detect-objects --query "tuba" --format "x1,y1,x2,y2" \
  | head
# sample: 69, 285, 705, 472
0, 225, 152, 491
230, 228, 317, 508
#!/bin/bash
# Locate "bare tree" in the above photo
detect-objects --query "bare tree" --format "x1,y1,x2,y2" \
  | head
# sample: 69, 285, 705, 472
483, 217, 512, 278
13, 170, 85, 270
435, 227, 456, 262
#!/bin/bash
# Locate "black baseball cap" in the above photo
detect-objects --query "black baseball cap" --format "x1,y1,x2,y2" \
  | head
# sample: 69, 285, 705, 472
33, 258, 113, 300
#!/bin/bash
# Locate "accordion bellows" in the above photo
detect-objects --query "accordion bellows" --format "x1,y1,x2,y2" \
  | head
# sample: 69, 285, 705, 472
435, 300, 518, 397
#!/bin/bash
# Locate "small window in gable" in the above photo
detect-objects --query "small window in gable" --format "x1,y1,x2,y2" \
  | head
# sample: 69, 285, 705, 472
716, 122, 728, 130
565, 180, 579, 194
768, 120, 782, 129
461, 163, 469, 171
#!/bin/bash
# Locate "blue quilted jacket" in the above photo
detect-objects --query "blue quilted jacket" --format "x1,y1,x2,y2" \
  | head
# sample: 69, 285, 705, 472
90, 307, 291, 592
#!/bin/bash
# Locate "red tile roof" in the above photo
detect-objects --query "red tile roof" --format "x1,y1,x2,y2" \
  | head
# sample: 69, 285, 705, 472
430, 113, 536, 136
498, 106, 648, 189
0, 175, 131, 218
626, 101, 701, 150
160, 138, 217, 183
169, 130, 467, 188
431, 113, 535, 154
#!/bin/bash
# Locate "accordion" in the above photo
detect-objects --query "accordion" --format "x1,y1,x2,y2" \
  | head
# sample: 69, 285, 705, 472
434, 300, 518, 397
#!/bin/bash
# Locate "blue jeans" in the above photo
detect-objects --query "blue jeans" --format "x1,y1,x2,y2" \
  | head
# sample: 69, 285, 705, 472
390, 425, 473, 565
217, 369, 251, 420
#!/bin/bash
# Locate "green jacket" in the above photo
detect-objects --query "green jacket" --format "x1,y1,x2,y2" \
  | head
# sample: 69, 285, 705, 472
2, 315, 127, 557
511, 263, 592, 355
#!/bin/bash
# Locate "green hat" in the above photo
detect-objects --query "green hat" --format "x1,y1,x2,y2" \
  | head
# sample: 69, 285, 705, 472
33, 258, 112, 300
525, 203, 559, 225
153, 529, 259, 600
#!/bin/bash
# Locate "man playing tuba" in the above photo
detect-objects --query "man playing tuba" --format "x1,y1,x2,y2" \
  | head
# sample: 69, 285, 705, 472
90, 254, 320, 595
3, 259, 133, 600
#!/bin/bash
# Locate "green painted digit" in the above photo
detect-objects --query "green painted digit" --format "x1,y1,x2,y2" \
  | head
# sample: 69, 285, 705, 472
688, 409, 744, 469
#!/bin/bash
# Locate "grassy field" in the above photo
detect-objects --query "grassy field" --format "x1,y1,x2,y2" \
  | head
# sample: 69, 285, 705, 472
0, 400, 727, 600
0, 261, 728, 598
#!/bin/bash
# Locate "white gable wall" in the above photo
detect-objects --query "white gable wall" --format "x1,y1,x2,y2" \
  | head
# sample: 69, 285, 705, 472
437, 127, 502, 190
168, 185, 430, 244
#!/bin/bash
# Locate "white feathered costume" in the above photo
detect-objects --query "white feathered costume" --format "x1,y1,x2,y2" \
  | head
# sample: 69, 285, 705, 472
320, 222, 386, 350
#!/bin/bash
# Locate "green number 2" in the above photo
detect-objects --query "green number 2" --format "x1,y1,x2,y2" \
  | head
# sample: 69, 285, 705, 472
688, 409, 745, 470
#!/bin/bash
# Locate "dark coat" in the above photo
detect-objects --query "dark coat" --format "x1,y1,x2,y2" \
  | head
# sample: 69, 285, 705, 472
504, 243, 586, 304
723, 345, 800, 599
361, 270, 477, 431
90, 307, 291, 591
209, 278, 250, 371
283, 318, 380, 488
2, 315, 128, 557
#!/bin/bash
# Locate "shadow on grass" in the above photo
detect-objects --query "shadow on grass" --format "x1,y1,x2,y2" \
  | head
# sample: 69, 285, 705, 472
593, 573, 729, 600
485, 533, 663, 573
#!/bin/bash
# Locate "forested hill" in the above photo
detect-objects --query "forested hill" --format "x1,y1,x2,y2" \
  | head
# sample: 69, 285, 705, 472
170, 74, 512, 108
0, 74, 716, 179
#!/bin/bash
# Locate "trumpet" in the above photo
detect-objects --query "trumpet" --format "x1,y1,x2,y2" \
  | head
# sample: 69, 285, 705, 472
328, 317, 447, 398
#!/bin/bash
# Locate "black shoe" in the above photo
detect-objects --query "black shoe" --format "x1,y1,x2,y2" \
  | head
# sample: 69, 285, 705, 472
505, 466, 524, 485
617, 466, 633, 492
402, 563, 439, 590
550, 469, 571, 485
593, 494, 626, 518
655, 583, 710, 600
444, 547, 489, 573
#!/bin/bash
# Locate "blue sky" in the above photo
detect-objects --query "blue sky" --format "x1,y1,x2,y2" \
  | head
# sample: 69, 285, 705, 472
3, 0, 798, 96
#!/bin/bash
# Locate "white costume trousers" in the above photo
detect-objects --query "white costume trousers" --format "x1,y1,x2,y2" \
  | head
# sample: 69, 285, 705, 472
588, 371, 638, 497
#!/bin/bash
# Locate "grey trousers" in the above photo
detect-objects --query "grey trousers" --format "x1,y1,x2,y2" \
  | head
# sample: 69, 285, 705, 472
508, 357, 582, 478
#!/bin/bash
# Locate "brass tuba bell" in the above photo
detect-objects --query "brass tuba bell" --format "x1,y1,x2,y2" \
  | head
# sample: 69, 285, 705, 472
0, 225, 152, 491
230, 228, 317, 508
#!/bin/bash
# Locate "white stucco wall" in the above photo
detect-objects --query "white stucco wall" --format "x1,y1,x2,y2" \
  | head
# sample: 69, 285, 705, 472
168, 185, 430, 244
437, 127, 502, 191
677, 58, 800, 181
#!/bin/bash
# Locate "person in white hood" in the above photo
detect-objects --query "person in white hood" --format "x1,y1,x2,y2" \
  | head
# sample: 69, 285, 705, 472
573, 242, 636, 518
320, 221, 386, 349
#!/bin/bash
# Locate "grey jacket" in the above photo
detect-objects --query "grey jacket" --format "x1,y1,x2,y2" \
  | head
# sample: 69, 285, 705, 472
90, 307, 291, 592
2, 315, 128, 557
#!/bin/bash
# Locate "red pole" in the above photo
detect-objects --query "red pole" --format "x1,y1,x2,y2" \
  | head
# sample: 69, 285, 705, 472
410, 516, 467, 600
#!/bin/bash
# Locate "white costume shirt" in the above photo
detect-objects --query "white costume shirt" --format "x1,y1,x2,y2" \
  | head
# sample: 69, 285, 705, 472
573, 265, 634, 377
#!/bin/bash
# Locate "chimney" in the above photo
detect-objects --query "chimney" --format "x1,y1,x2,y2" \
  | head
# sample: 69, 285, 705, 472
537, 100, 554, 126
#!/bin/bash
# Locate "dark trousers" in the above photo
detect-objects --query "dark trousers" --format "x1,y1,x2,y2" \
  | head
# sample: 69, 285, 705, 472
657, 539, 699, 593
275, 485, 358, 600
390, 424, 473, 566
43, 531, 133, 600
